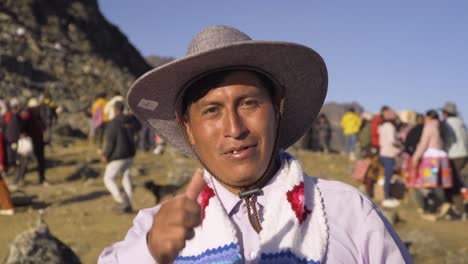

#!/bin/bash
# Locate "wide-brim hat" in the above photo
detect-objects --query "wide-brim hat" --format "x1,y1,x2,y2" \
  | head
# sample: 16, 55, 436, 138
441, 102, 457, 115
127, 25, 328, 156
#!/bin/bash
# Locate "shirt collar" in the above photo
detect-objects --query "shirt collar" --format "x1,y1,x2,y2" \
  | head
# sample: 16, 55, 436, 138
210, 158, 286, 215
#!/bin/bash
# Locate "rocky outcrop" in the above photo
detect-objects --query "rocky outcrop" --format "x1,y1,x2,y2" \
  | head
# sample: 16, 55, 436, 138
0, 0, 151, 105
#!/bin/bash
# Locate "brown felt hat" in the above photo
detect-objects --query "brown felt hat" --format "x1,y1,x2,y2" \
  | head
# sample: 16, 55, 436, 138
127, 25, 328, 156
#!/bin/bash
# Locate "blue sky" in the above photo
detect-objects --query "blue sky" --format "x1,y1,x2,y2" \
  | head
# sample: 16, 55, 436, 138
99, 0, 468, 122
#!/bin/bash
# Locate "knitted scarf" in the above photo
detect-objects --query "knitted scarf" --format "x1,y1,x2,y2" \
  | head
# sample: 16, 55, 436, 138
175, 152, 329, 263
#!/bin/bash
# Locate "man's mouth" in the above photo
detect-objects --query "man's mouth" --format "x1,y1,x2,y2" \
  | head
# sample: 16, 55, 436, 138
224, 144, 257, 157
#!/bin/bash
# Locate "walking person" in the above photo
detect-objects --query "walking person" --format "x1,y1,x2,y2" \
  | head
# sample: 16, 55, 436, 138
101, 101, 140, 213
441, 102, 468, 213
340, 107, 362, 160
379, 108, 402, 208
99, 25, 411, 263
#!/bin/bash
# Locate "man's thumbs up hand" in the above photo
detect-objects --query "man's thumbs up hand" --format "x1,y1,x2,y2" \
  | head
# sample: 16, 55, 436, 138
147, 168, 206, 264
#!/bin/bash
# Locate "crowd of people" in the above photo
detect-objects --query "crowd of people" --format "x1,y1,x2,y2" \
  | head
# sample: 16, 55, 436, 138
0, 94, 57, 215
346, 103, 468, 221
0, 90, 170, 217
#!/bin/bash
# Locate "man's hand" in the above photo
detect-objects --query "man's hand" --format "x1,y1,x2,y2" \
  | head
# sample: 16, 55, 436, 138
147, 168, 206, 263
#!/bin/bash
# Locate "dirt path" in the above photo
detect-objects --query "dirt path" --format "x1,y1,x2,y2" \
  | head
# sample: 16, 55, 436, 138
1, 142, 467, 263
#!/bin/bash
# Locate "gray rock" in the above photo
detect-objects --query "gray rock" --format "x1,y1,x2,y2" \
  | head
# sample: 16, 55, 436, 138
5, 210, 81, 264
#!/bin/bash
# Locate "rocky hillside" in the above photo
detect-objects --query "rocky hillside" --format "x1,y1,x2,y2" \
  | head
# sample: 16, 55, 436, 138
0, 0, 151, 110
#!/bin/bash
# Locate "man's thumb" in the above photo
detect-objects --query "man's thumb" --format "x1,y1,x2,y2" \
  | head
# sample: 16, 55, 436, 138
185, 168, 206, 201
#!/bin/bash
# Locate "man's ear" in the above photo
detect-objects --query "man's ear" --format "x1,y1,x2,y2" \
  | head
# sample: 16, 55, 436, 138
182, 116, 196, 145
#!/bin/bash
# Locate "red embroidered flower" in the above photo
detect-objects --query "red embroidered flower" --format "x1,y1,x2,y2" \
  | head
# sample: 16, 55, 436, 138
198, 185, 215, 221
286, 182, 311, 224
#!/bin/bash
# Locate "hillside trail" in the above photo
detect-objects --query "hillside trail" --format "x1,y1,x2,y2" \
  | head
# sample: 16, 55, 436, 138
0, 141, 467, 263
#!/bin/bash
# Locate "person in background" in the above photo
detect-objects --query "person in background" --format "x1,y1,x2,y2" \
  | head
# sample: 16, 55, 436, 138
357, 112, 373, 158
315, 113, 332, 153
371, 105, 390, 154
99, 25, 412, 264
340, 107, 362, 161
39, 92, 58, 145
104, 91, 124, 121
101, 101, 140, 213
404, 114, 424, 156
378, 108, 402, 208
441, 102, 468, 214
3, 98, 24, 176
411, 110, 453, 219
90, 92, 109, 149
139, 123, 155, 152
13, 98, 48, 186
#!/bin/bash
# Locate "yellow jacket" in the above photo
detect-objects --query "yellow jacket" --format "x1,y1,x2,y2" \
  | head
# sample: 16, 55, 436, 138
91, 98, 109, 122
340, 112, 362, 135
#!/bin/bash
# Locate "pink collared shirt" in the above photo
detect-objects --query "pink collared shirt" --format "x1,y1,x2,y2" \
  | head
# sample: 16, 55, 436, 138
98, 177, 412, 263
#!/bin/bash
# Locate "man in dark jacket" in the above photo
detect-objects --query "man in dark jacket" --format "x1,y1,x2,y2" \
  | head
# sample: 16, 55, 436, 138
101, 101, 140, 213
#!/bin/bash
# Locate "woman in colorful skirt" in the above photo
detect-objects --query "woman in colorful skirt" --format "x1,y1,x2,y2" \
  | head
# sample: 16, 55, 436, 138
410, 110, 452, 219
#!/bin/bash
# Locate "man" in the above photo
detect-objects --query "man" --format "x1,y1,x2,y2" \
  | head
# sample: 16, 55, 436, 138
99, 25, 412, 263
441, 102, 468, 208
101, 101, 140, 213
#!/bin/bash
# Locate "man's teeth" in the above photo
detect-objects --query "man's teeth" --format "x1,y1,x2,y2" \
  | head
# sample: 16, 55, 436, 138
230, 147, 249, 154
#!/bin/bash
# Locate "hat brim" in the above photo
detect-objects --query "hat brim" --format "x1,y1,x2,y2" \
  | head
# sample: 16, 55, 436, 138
127, 41, 328, 156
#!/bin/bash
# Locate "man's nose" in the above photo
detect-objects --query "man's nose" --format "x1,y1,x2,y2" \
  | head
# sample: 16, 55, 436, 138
223, 109, 248, 139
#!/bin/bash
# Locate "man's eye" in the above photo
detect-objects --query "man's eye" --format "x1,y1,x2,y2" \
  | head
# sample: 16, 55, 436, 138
202, 107, 219, 115
241, 100, 259, 108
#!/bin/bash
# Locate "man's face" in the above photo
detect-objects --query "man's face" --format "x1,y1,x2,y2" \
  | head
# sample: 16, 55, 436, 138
184, 71, 277, 188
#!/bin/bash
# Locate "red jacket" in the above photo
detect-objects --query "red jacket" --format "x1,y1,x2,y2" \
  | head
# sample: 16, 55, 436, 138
371, 115, 382, 147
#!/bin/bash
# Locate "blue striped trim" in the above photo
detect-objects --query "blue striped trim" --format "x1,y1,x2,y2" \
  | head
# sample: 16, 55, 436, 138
260, 250, 320, 264
175, 243, 242, 264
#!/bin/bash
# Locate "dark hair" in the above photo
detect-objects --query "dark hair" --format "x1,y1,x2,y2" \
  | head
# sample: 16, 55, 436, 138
426, 109, 446, 139
347, 107, 355, 113
380, 105, 390, 115
182, 70, 278, 117
96, 92, 107, 99
415, 113, 424, 124
113, 101, 125, 112
425, 109, 439, 120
